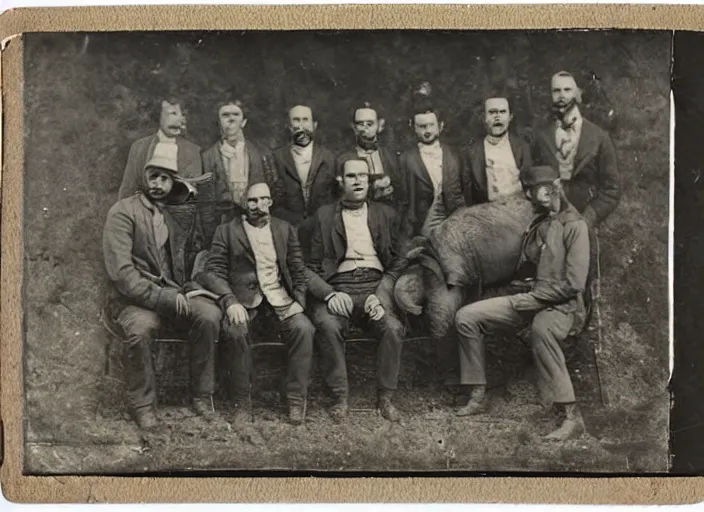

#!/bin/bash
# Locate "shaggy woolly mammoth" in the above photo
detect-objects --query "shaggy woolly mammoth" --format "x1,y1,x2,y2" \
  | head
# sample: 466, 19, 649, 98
394, 194, 535, 340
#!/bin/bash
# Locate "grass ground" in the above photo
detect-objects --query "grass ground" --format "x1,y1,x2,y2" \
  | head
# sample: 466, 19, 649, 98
22, 30, 671, 474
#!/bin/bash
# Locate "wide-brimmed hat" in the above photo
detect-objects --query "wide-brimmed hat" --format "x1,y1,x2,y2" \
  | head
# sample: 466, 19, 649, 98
145, 143, 179, 174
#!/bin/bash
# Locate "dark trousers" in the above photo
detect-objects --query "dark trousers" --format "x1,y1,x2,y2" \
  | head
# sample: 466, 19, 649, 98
310, 268, 406, 398
454, 296, 576, 403
116, 296, 222, 412
220, 306, 315, 406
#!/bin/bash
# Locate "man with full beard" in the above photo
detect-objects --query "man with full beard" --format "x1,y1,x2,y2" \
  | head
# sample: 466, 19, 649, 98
532, 71, 621, 228
399, 87, 466, 238
335, 102, 406, 212
271, 104, 337, 259
454, 165, 590, 442
201, 99, 278, 226
463, 96, 532, 205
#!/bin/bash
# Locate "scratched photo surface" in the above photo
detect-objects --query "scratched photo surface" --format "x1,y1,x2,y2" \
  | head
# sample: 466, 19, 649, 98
22, 30, 670, 474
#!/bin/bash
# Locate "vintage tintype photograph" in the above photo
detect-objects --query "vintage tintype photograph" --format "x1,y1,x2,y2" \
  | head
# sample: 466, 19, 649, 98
22, 29, 670, 475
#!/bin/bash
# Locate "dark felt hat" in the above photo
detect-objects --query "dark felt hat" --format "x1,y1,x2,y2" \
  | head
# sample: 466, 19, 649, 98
519, 165, 560, 189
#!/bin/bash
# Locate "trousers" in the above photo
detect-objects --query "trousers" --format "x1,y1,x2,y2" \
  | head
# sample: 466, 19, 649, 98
116, 296, 222, 412
454, 295, 576, 403
310, 268, 406, 397
220, 305, 315, 406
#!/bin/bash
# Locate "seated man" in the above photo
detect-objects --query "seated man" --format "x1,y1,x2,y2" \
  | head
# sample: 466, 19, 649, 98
307, 158, 408, 422
196, 182, 315, 426
454, 165, 590, 442
103, 146, 221, 430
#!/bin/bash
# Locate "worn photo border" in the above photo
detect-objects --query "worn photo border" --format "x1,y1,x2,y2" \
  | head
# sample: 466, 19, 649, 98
0, 4, 696, 504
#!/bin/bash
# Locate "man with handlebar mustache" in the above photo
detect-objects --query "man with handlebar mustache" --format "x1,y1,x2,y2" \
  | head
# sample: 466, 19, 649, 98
531, 71, 621, 229
271, 104, 337, 260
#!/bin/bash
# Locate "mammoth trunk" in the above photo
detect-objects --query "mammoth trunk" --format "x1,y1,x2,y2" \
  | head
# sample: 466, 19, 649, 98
425, 282, 465, 340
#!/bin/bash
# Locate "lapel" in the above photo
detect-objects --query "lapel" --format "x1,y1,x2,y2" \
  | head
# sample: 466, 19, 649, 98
176, 137, 189, 171
306, 143, 324, 188
232, 220, 255, 264
572, 119, 600, 177
139, 194, 161, 267
145, 134, 158, 162
440, 143, 453, 192
508, 134, 523, 168
211, 142, 228, 179
332, 202, 347, 261
471, 140, 487, 194
366, 201, 383, 252
410, 145, 433, 190
538, 124, 559, 165
281, 145, 301, 184
270, 218, 287, 273
378, 146, 394, 174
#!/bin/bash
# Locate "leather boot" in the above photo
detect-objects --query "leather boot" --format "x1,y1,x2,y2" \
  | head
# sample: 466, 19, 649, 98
545, 403, 586, 441
133, 406, 159, 430
456, 385, 487, 416
377, 390, 401, 422
330, 395, 349, 423
288, 400, 306, 426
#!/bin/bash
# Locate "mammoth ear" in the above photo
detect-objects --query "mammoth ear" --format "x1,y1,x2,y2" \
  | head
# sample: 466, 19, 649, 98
394, 269, 424, 316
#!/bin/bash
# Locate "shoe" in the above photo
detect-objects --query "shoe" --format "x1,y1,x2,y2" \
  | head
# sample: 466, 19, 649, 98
455, 385, 487, 416
192, 396, 215, 419
545, 403, 585, 441
330, 396, 349, 423
133, 406, 159, 430
377, 390, 401, 422
289, 403, 306, 426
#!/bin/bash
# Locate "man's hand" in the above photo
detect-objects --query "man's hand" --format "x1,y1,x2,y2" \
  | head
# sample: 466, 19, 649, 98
226, 303, 249, 326
364, 294, 385, 321
175, 294, 190, 317
327, 292, 354, 318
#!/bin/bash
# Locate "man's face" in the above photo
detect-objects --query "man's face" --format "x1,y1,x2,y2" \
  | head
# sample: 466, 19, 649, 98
159, 101, 185, 137
288, 105, 317, 147
341, 160, 370, 202
413, 112, 442, 145
146, 168, 174, 200
353, 108, 382, 143
551, 75, 579, 112
218, 104, 247, 140
484, 98, 512, 137
245, 183, 272, 219
526, 182, 558, 213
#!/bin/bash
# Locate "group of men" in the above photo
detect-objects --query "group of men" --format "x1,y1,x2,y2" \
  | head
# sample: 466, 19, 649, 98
102, 70, 620, 442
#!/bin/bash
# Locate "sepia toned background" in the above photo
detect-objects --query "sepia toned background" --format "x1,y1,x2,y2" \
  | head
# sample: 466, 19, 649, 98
21, 29, 670, 474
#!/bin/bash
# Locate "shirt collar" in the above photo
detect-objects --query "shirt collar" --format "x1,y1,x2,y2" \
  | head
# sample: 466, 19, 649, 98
484, 132, 510, 146
156, 129, 177, 143
418, 139, 441, 152
291, 142, 314, 158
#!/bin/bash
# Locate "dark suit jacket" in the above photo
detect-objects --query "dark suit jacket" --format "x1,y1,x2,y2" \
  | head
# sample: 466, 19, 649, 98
118, 133, 202, 200
463, 134, 532, 205
307, 201, 408, 302
197, 216, 308, 311
271, 143, 337, 227
201, 139, 278, 217
532, 118, 621, 226
400, 142, 466, 237
335, 146, 406, 212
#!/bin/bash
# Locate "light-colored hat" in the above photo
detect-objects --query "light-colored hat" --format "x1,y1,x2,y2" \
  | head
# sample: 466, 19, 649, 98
145, 142, 179, 174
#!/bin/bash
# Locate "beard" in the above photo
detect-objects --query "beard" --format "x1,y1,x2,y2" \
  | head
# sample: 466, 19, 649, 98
552, 98, 578, 120
418, 133, 439, 145
246, 208, 270, 226
356, 134, 379, 151
292, 129, 314, 147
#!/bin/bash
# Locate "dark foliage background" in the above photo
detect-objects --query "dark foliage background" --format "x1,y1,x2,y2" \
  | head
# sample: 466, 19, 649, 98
23, 30, 671, 473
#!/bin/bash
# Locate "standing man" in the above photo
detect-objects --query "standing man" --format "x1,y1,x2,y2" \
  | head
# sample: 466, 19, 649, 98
271, 104, 337, 259
400, 91, 466, 238
463, 96, 532, 205
307, 158, 408, 423
532, 71, 621, 228
196, 182, 315, 426
103, 146, 221, 429
454, 165, 590, 441
201, 99, 278, 226
336, 102, 406, 211
118, 97, 203, 200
